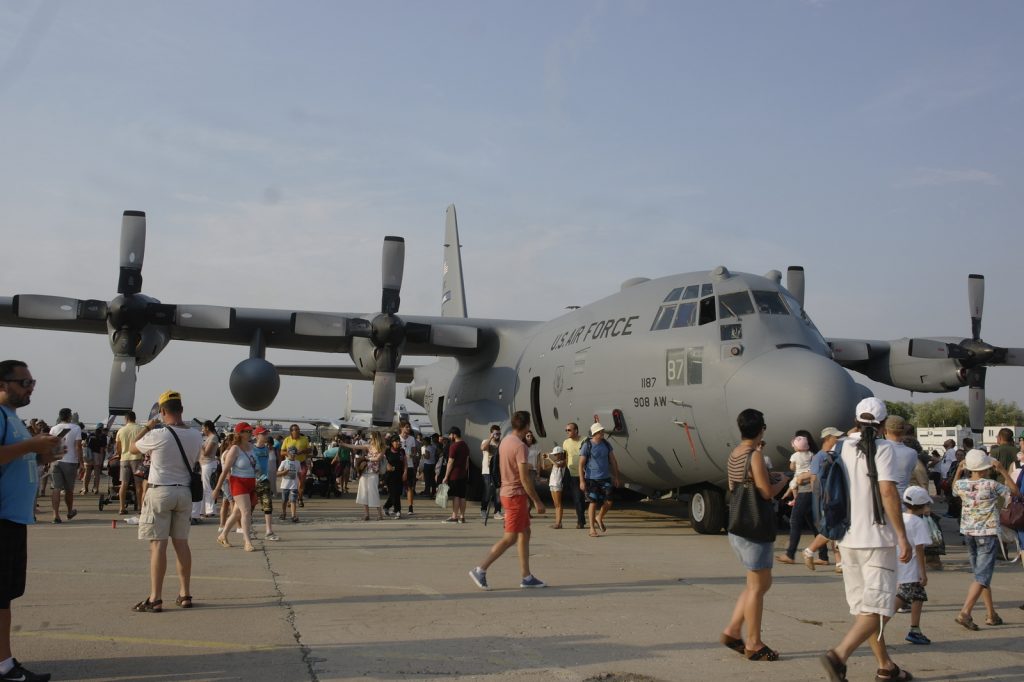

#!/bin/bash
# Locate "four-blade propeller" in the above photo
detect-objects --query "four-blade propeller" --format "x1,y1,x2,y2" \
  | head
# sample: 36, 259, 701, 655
908, 274, 1024, 435
11, 211, 236, 416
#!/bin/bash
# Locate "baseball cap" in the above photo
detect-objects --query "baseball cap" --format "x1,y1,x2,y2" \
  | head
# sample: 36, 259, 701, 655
448, 426, 461, 437
253, 426, 268, 435
550, 446, 565, 455
820, 426, 844, 439
234, 422, 253, 434
158, 390, 182, 405
590, 422, 606, 436
903, 485, 932, 506
964, 449, 993, 471
855, 397, 887, 424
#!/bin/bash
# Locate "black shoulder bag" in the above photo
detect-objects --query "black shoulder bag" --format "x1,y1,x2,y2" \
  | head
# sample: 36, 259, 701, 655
166, 426, 203, 502
727, 449, 777, 543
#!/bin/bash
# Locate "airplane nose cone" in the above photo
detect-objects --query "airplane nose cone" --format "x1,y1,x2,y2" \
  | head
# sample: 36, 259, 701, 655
724, 348, 859, 463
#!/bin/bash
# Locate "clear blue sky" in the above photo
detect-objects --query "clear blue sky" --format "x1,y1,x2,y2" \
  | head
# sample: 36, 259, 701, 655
2, 1, 1022, 422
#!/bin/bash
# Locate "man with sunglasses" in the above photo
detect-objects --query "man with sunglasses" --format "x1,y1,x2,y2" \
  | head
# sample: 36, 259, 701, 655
561, 423, 587, 529
1, 360, 63, 681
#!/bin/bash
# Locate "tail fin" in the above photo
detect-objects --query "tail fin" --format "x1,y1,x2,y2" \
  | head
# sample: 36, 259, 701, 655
441, 204, 468, 318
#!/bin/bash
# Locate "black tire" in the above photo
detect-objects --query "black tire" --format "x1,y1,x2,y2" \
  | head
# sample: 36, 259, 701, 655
690, 487, 725, 534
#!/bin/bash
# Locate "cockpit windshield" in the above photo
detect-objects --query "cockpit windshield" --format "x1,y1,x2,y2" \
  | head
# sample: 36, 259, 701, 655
751, 290, 789, 315
718, 292, 755, 318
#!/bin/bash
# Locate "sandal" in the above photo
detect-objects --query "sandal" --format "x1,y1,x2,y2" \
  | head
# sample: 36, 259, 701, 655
550, 523, 562, 529
744, 645, 779, 661
244, 545, 256, 552
955, 614, 979, 631
175, 595, 193, 609
132, 598, 163, 613
719, 633, 745, 655
588, 531, 600, 537
216, 536, 231, 548
819, 650, 848, 682
597, 519, 607, 532
875, 664, 912, 681
985, 613, 1003, 626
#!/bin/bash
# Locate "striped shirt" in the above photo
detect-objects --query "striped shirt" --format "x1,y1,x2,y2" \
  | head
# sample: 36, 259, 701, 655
727, 445, 756, 491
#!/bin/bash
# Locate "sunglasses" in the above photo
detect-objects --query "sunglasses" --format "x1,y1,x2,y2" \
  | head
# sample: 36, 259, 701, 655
1, 378, 36, 388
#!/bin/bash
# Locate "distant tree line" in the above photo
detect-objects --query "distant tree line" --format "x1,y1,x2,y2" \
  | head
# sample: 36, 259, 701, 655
884, 398, 1024, 427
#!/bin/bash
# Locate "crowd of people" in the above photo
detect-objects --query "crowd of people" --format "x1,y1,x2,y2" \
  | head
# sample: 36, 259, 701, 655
723, 398, 1024, 682
4, 354, 1023, 682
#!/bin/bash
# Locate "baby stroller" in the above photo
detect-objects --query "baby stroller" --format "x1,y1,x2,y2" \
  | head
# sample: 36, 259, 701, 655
98, 458, 138, 512
307, 458, 339, 498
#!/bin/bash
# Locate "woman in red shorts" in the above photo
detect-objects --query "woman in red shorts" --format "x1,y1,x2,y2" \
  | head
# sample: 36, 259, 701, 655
213, 423, 258, 552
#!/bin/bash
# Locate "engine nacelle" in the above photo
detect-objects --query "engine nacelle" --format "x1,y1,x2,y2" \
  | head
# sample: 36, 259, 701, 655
229, 358, 280, 410
349, 337, 382, 379
109, 324, 170, 367
860, 339, 966, 393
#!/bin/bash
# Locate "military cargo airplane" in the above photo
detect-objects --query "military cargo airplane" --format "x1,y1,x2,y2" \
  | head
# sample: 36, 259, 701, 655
2, 207, 1021, 532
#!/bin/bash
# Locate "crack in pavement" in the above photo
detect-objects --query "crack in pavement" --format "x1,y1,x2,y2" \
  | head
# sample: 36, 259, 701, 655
263, 546, 320, 682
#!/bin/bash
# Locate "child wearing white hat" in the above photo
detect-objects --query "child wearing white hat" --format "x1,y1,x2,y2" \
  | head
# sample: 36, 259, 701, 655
896, 486, 934, 645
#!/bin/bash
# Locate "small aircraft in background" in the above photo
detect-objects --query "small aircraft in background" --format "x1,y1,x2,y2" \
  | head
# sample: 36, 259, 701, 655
2, 206, 1020, 533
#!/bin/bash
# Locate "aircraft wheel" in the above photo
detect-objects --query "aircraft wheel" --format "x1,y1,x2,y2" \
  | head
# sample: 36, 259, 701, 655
690, 487, 725, 534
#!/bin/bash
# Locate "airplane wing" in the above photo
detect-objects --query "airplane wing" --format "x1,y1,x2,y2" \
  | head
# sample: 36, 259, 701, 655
0, 211, 543, 424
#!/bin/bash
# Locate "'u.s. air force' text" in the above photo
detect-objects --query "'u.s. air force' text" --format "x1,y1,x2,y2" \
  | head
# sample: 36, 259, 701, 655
550, 315, 641, 351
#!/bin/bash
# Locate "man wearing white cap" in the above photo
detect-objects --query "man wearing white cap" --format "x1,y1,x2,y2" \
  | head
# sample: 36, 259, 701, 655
578, 423, 621, 538
821, 397, 912, 682
950, 448, 1019, 630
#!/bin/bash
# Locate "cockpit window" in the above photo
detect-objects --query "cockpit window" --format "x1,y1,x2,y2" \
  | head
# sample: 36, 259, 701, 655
671, 302, 697, 328
663, 287, 684, 303
752, 290, 790, 315
651, 305, 675, 331
700, 283, 713, 297
681, 285, 699, 300
718, 291, 755, 319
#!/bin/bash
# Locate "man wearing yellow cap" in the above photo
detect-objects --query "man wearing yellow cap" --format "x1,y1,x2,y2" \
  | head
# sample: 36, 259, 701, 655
128, 390, 204, 612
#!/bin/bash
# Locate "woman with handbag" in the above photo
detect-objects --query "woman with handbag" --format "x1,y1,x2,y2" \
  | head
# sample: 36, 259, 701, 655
720, 408, 788, 662
353, 432, 385, 521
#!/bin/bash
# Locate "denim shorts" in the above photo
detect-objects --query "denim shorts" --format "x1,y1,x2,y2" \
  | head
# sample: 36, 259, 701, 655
966, 534, 997, 587
281, 489, 298, 503
728, 532, 774, 571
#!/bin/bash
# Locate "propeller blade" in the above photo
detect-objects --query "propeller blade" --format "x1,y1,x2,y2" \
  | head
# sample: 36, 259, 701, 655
118, 211, 147, 295
381, 236, 405, 314
968, 274, 984, 341
175, 305, 235, 329
429, 324, 479, 349
108, 356, 138, 416
786, 266, 804, 309
12, 295, 84, 321
1005, 348, 1024, 366
371, 371, 397, 426
144, 302, 177, 325
292, 312, 350, 337
967, 367, 986, 437
907, 338, 963, 360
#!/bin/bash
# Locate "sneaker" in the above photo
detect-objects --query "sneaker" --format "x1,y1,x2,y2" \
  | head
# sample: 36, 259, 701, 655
469, 567, 489, 590
66, 509, 78, 520
279, 514, 287, 521
520, 575, 546, 589
803, 548, 816, 571
51, 517, 61, 524
493, 512, 504, 520
905, 631, 931, 645
384, 509, 393, 517
407, 507, 414, 515
442, 517, 458, 524
458, 517, 466, 524
0, 658, 51, 682
896, 605, 911, 614
394, 512, 402, 519
264, 533, 280, 541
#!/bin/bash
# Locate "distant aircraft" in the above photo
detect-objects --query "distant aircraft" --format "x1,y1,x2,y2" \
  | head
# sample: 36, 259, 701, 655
2, 206, 1020, 533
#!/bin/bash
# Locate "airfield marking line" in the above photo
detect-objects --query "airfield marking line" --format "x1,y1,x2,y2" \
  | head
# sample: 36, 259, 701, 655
12, 630, 282, 651
28, 569, 303, 585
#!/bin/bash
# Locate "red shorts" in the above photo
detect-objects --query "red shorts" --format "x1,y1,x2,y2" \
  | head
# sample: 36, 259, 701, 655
229, 476, 257, 506
501, 494, 530, 533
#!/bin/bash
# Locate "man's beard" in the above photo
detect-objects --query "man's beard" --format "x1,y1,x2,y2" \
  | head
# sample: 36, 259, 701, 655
8, 392, 31, 409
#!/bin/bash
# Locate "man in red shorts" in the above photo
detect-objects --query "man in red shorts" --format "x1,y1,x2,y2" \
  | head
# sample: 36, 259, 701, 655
469, 411, 546, 590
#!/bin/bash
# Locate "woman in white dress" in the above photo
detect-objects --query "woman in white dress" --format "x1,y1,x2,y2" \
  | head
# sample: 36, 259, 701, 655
353, 432, 385, 520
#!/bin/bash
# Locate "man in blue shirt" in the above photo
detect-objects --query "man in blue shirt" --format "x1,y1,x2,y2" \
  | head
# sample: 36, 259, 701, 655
1, 360, 62, 682
578, 423, 620, 538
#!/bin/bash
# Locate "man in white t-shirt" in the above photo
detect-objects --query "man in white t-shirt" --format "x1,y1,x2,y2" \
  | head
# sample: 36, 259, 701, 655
128, 390, 203, 612
48, 408, 82, 523
821, 398, 912, 682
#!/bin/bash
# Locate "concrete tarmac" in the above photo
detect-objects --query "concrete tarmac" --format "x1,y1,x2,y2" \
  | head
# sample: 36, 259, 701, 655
10, 489, 1023, 682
